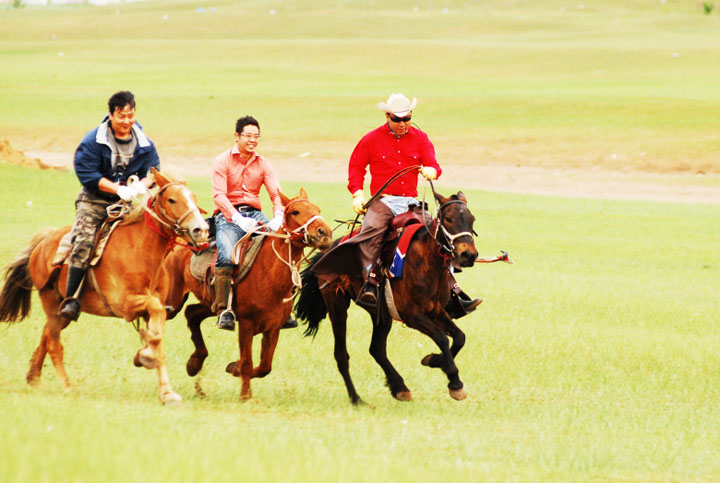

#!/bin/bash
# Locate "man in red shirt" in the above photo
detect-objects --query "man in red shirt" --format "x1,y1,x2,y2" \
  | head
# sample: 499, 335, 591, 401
349, 93, 481, 313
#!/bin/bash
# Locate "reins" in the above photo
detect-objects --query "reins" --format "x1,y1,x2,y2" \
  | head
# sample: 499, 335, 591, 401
240, 198, 326, 303
349, 164, 422, 237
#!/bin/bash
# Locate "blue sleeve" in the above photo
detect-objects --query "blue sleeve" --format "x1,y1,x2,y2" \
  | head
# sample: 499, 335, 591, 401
73, 131, 106, 192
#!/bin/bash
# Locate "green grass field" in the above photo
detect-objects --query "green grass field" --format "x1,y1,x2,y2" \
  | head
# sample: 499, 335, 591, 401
2, 1, 720, 481
2, 0, 720, 173
1, 163, 718, 481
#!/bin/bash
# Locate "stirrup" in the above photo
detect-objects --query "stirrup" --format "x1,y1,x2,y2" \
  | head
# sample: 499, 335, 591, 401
58, 297, 81, 321
217, 309, 236, 331
356, 283, 378, 308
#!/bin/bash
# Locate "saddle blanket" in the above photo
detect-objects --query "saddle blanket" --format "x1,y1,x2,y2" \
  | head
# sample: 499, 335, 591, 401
388, 223, 424, 279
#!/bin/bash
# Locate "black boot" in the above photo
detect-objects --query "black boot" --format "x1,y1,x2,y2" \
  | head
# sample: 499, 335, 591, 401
282, 316, 298, 329
214, 266, 235, 331
58, 266, 86, 321
445, 290, 483, 319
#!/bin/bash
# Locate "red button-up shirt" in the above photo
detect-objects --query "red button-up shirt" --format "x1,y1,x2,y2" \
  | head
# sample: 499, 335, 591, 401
347, 124, 442, 197
212, 145, 283, 220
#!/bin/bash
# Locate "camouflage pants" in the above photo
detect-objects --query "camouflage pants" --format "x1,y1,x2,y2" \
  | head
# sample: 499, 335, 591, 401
68, 190, 112, 269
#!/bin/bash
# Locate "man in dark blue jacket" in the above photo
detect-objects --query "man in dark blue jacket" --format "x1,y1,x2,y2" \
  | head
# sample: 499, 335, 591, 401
59, 90, 160, 321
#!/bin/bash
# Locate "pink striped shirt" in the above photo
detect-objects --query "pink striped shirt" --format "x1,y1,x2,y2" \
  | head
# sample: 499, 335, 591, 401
212, 145, 283, 220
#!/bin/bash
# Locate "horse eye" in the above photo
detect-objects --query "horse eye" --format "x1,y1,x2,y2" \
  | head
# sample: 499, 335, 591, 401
445, 216, 453, 223
168, 198, 176, 204
292, 210, 299, 216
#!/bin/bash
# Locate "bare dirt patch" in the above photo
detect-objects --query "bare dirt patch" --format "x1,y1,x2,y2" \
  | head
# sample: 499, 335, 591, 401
0, 140, 63, 171
11, 143, 720, 205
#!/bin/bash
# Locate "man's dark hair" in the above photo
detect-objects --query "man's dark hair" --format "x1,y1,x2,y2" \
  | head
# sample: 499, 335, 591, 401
108, 91, 136, 114
235, 115, 260, 134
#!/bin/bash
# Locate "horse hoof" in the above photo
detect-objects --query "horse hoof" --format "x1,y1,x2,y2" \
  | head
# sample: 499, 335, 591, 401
186, 357, 203, 377
394, 391, 413, 401
161, 390, 182, 406
225, 361, 240, 376
136, 347, 157, 369
449, 386, 467, 401
421, 354, 433, 366
26, 375, 41, 387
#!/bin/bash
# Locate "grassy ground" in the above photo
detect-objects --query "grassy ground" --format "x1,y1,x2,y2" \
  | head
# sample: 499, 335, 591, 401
1, 0, 720, 173
0, 163, 718, 481
2, 1, 719, 480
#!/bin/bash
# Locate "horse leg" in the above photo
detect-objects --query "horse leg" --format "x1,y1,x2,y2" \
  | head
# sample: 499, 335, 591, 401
367, 311, 412, 401
421, 313, 466, 365
412, 314, 467, 401
252, 328, 279, 379
27, 291, 71, 389
185, 303, 213, 377
226, 323, 254, 400
325, 291, 363, 405
135, 296, 181, 405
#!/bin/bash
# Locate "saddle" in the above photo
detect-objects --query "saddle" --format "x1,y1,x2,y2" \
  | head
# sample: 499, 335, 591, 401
51, 204, 145, 267
189, 233, 265, 285
313, 205, 430, 285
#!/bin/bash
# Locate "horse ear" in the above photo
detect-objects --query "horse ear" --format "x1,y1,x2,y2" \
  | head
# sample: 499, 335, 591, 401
299, 187, 308, 199
153, 167, 169, 188
279, 191, 291, 207
434, 190, 448, 205
456, 191, 467, 203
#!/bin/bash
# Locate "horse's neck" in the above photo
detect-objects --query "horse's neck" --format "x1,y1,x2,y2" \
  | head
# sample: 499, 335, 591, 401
114, 219, 172, 260
256, 237, 304, 278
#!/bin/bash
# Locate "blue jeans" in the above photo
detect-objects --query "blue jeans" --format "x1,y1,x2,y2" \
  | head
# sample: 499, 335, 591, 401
215, 209, 269, 268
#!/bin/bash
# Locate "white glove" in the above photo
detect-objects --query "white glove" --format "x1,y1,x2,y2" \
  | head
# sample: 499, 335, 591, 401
231, 212, 258, 232
266, 210, 284, 231
116, 185, 135, 201
352, 190, 366, 215
420, 166, 437, 180
132, 182, 149, 197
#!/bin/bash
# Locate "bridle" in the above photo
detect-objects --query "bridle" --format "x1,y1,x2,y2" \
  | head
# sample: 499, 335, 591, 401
142, 182, 207, 251
259, 198, 326, 302
432, 199, 475, 258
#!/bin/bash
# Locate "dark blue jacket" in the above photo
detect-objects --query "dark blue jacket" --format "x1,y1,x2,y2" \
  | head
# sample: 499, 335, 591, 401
73, 115, 160, 201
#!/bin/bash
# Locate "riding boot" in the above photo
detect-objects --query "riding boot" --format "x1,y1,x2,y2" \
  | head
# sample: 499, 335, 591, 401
282, 315, 298, 329
214, 266, 235, 331
58, 266, 86, 321
356, 265, 380, 308
445, 270, 482, 319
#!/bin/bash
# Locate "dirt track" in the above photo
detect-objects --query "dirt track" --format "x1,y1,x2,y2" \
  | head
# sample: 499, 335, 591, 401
11, 145, 720, 205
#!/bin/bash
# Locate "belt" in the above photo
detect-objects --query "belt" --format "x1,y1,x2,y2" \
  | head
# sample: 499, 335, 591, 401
234, 204, 258, 213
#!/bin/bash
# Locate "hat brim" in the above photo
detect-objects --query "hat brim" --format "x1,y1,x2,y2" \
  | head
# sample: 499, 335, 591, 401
377, 97, 417, 117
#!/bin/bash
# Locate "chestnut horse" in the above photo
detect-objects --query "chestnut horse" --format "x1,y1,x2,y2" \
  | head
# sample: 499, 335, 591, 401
295, 190, 478, 404
163, 188, 332, 400
0, 168, 209, 404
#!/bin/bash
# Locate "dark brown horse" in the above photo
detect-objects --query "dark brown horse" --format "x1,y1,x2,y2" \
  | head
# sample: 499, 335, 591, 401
163, 188, 332, 400
295, 190, 478, 404
0, 169, 209, 404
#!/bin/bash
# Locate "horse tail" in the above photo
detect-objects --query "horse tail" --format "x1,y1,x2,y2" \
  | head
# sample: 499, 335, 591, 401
0, 230, 46, 322
295, 251, 327, 338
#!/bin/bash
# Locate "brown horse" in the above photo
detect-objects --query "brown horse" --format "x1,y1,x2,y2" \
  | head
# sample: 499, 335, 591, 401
0, 168, 209, 404
295, 190, 478, 404
163, 188, 332, 400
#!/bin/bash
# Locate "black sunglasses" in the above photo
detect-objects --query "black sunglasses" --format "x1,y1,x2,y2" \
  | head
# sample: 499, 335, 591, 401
388, 114, 412, 123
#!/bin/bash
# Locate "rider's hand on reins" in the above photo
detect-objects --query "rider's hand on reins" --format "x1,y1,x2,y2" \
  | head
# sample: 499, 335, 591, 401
352, 190, 366, 215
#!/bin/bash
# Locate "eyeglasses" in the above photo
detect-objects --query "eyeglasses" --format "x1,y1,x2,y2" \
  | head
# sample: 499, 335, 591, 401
388, 114, 412, 123
239, 133, 261, 140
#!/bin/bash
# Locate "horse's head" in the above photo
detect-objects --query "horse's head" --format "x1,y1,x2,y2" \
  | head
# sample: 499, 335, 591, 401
433, 190, 478, 267
151, 168, 210, 249
278, 188, 332, 250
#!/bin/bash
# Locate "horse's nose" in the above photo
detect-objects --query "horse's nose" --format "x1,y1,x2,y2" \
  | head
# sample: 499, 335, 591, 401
460, 250, 477, 267
193, 225, 209, 242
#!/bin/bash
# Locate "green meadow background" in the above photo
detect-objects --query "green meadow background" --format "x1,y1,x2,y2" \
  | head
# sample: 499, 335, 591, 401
1, 1, 720, 482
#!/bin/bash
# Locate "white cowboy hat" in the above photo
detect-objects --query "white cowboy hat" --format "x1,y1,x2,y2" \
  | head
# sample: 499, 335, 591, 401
377, 93, 417, 117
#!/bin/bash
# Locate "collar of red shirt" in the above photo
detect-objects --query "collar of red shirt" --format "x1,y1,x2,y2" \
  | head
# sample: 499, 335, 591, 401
231, 144, 258, 164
